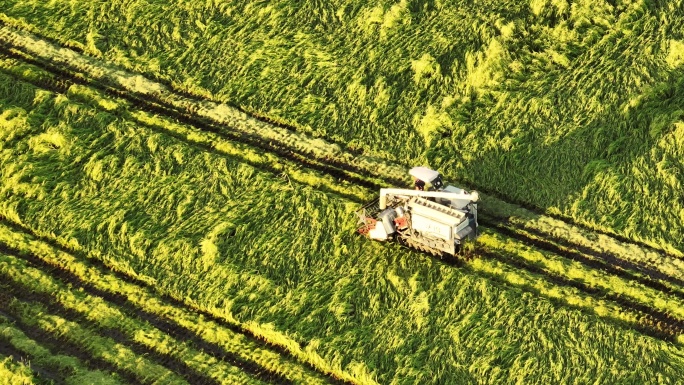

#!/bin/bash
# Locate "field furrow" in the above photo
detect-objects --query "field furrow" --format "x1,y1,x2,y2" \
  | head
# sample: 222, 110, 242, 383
0, 354, 37, 385
476, 241, 684, 341
483, 219, 684, 298
0, 23, 678, 292
0, 17, 684, 385
0, 220, 342, 385
0, 67, 677, 350
0, 312, 125, 385
0, 252, 266, 385
0, 296, 147, 385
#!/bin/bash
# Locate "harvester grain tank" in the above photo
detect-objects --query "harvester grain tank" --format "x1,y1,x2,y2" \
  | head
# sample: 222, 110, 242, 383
356, 167, 479, 256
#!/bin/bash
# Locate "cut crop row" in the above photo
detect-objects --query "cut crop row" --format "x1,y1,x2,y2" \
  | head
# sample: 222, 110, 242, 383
0, 24, 404, 191
479, 228, 684, 319
0, 60, 370, 383
0, 250, 269, 385
0, 57, 358, 383
2, 51, 677, 342
1, 312, 123, 385
0, 40, 683, 384
0, 50, 372, 206
0, 21, 679, 290
1, 42, 680, 348
480, 218, 684, 299
0, 221, 340, 385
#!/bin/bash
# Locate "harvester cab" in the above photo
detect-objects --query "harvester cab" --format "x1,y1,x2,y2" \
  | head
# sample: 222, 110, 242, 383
356, 167, 479, 256
409, 166, 443, 191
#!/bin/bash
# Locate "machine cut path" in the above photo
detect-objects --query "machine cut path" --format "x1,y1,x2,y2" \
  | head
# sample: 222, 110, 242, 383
0, 22, 679, 267
1, 21, 684, 384
0, 219, 347, 385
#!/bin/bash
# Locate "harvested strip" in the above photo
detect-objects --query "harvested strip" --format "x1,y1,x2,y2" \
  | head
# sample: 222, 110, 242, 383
0, 25, 403, 189
0, 51, 370, 205
475, 248, 684, 342
0, 221, 340, 385
448, 249, 683, 343
478, 231, 684, 324
0, 293, 186, 385
0, 314, 123, 385
481, 220, 684, 299
0, 253, 264, 385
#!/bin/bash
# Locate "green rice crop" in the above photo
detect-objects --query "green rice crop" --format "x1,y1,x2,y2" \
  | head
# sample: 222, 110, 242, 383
0, 0, 682, 253
0, 252, 269, 385
1, 62, 684, 384
0, 221, 332, 385
0, 316, 123, 385
2, 25, 674, 271
0, 355, 35, 385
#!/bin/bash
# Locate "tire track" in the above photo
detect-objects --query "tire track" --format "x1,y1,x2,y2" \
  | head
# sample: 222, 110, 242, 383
0, 333, 60, 385
0, 219, 348, 385
476, 249, 684, 342
0, 48, 369, 205
0, 44, 389, 193
392, 234, 684, 343
0, 241, 294, 385
3, 21, 679, 267
480, 220, 684, 299
0, 276, 221, 385
3, 49, 684, 346
0, 292, 144, 385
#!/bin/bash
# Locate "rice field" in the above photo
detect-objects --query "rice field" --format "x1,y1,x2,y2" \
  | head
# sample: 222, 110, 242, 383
0, 1, 683, 384
1, 0, 683, 253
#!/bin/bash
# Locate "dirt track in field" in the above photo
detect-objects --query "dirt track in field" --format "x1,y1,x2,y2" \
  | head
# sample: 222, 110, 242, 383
476, 248, 684, 341
0, 277, 223, 385
0, 292, 144, 385
0, 225, 342, 385
0, 329, 63, 385
1, 22, 684, 383
3, 37, 684, 344
484, 219, 684, 298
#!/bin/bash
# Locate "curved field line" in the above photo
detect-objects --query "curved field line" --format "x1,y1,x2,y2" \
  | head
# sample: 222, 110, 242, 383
0, 21, 679, 264
0, 219, 350, 385
0, 21, 679, 270
2, 41, 684, 347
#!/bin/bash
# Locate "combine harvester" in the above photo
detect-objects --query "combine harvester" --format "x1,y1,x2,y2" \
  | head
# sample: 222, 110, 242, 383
356, 167, 479, 256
